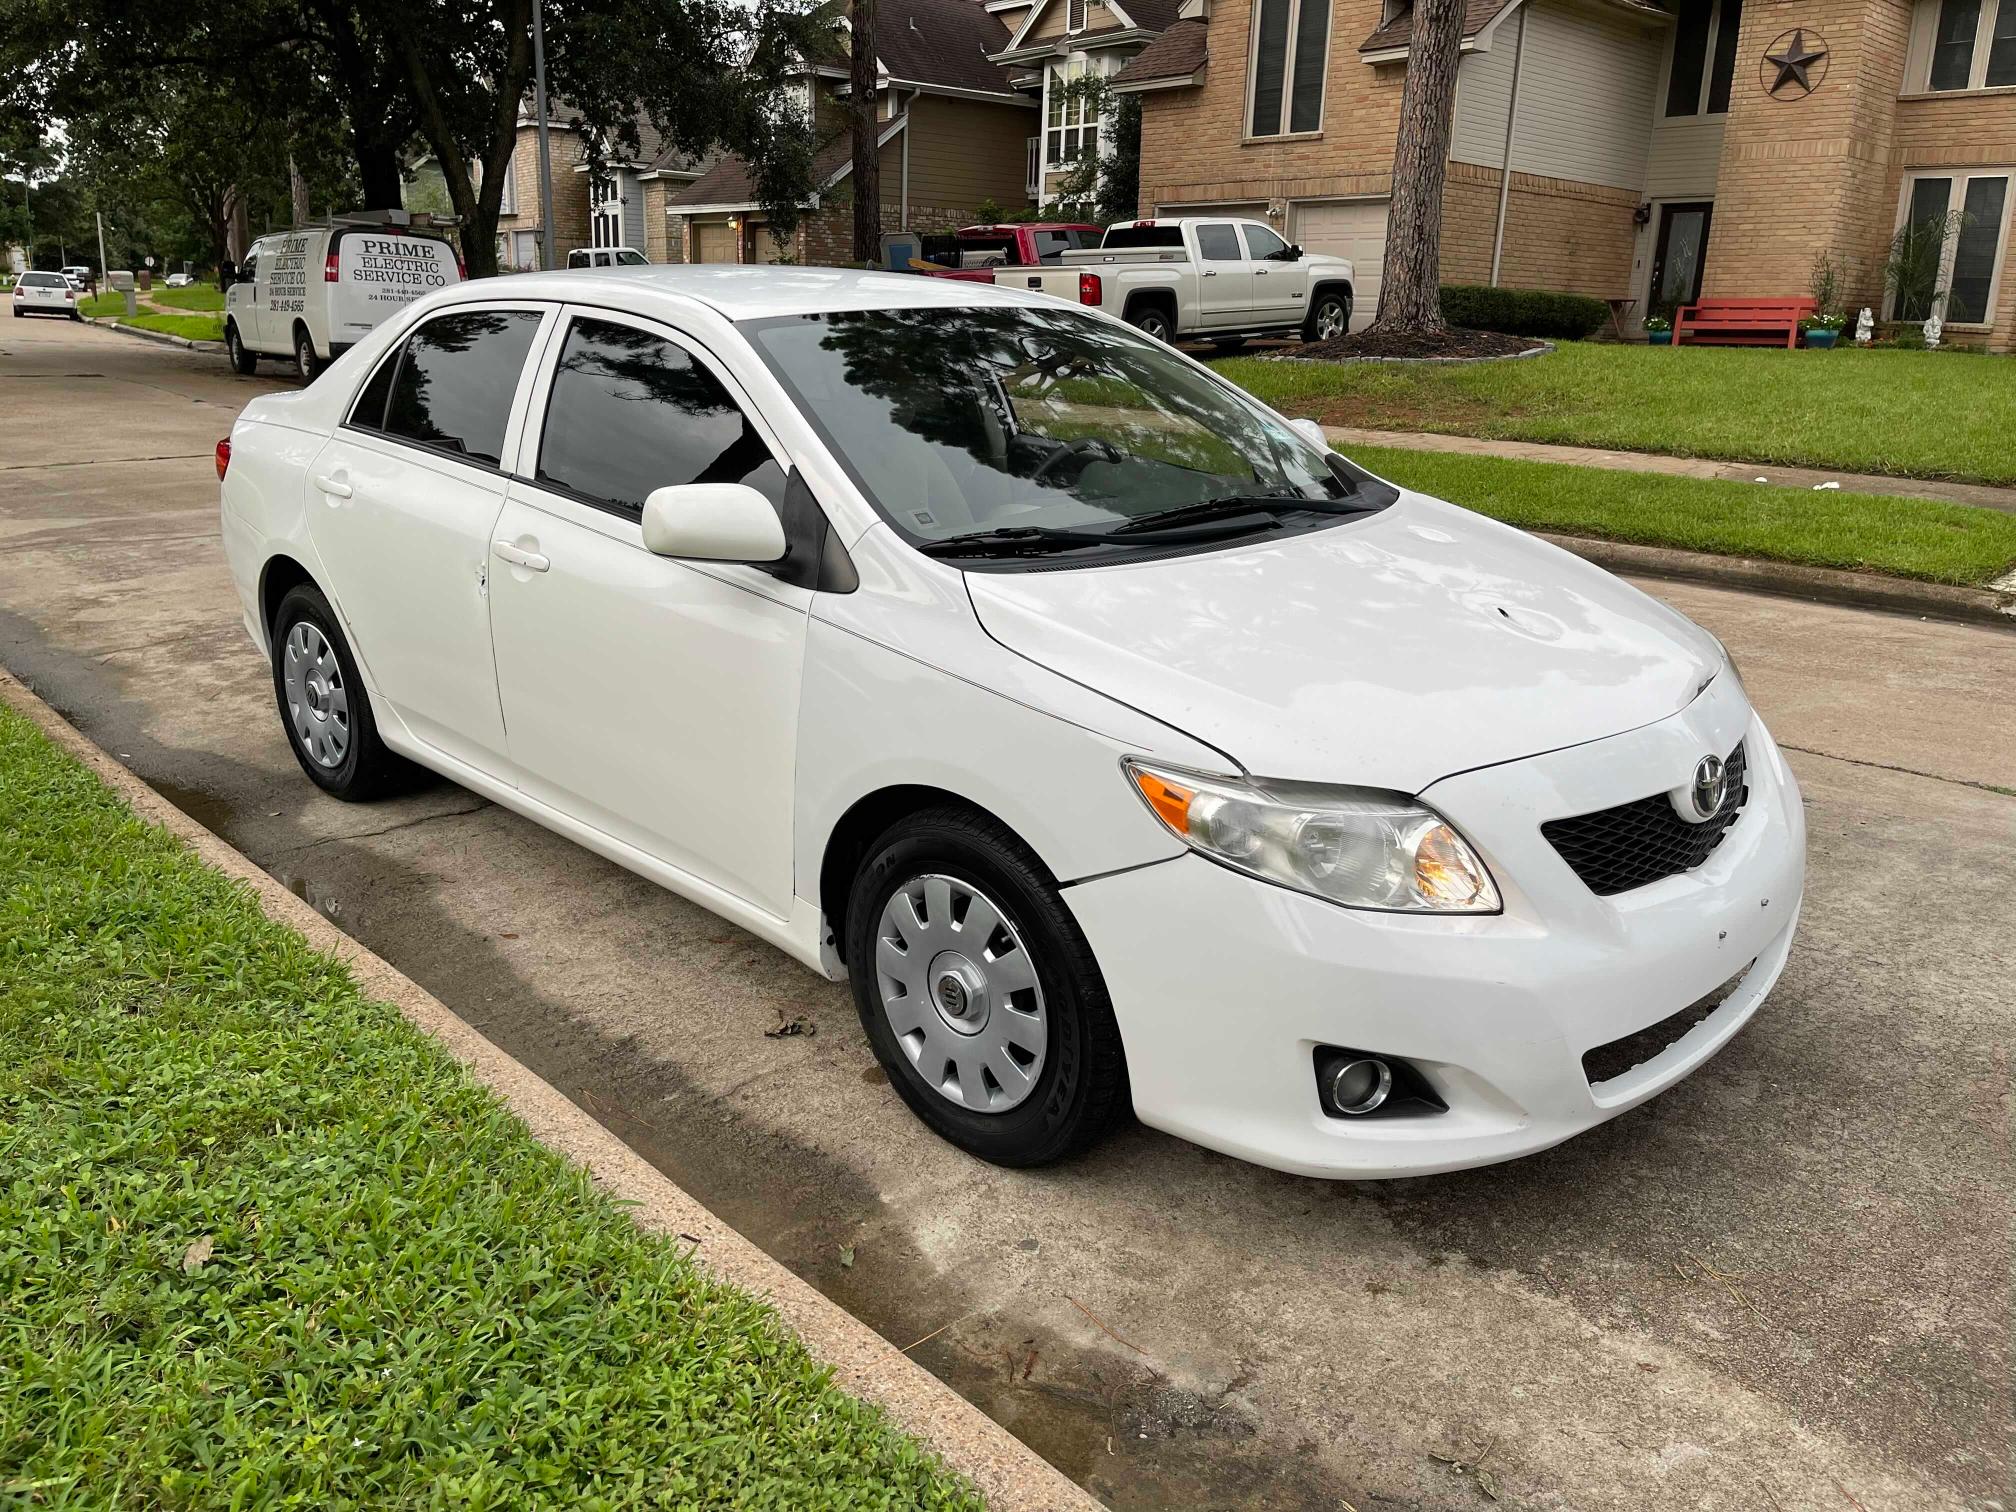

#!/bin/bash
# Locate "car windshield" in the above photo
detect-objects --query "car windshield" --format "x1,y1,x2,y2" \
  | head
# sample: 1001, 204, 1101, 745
743, 305, 1389, 559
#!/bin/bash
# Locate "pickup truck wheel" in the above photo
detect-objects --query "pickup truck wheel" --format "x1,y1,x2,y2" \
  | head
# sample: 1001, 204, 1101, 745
848, 807, 1130, 1168
226, 323, 257, 375
1304, 291, 1351, 343
1128, 305, 1174, 343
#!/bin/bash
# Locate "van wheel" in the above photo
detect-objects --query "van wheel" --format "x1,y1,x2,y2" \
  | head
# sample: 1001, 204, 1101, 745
1127, 304, 1174, 343
1304, 290, 1351, 343
293, 326, 320, 382
846, 806, 1130, 1168
226, 322, 257, 375
270, 583, 415, 801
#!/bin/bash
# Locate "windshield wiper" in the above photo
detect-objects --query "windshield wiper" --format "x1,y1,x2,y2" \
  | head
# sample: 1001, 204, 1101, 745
1106, 493, 1377, 536
916, 525, 1117, 559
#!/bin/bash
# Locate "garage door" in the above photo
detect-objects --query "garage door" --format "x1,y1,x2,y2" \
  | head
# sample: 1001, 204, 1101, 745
693, 221, 738, 264
1293, 200, 1388, 332
747, 221, 789, 265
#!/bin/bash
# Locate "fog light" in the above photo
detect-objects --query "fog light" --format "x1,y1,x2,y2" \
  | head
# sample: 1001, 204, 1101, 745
1323, 1057, 1392, 1116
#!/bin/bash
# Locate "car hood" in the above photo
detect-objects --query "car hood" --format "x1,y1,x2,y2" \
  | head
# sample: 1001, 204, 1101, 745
964, 494, 1723, 792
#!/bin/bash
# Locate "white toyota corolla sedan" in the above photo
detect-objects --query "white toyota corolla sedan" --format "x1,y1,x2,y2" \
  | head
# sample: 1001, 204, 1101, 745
218, 267, 1805, 1179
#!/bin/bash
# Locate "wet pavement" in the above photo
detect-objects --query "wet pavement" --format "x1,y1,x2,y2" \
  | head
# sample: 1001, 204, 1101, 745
3, 314, 2010, 1511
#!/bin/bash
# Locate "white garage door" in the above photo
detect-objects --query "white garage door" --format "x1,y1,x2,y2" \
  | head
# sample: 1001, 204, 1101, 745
1293, 200, 1388, 332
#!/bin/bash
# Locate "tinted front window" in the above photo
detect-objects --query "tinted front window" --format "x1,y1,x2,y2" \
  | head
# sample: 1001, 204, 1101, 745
746, 306, 1387, 561
536, 316, 784, 516
1243, 224, 1289, 259
383, 310, 542, 465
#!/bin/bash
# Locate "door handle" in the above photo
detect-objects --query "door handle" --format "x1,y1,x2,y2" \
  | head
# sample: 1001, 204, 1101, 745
493, 539, 550, 572
1255, 269, 1271, 277
1202, 269, 1217, 278
313, 474, 352, 499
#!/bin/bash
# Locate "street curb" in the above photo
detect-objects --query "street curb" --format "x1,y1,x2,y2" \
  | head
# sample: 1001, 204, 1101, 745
1537, 532, 2016, 630
0, 666, 1100, 1512
87, 316, 224, 353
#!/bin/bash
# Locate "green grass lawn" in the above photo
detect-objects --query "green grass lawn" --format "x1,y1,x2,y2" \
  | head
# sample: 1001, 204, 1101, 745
0, 704, 982, 1509
152, 284, 226, 311
78, 297, 225, 342
1221, 343, 2016, 487
1349, 443, 2016, 587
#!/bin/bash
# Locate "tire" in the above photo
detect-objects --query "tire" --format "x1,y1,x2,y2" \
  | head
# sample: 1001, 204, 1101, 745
226, 321, 257, 375
1303, 289, 1351, 343
1210, 336, 1249, 354
846, 806, 1130, 1168
1127, 303, 1174, 343
269, 583, 414, 801
293, 325, 320, 382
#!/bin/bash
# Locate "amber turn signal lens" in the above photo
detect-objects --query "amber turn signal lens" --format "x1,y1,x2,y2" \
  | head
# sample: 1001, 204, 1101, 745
1130, 768, 1194, 834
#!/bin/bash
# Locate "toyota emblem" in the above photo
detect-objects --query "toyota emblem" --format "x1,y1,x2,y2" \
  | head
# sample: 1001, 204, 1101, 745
1689, 755, 1727, 820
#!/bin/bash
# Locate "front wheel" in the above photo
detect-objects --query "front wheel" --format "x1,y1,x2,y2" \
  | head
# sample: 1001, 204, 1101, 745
1127, 304, 1174, 343
269, 583, 415, 801
1303, 290, 1351, 343
847, 807, 1130, 1167
226, 322, 257, 375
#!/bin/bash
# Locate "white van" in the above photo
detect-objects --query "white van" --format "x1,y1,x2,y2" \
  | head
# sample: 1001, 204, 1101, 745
225, 223, 462, 380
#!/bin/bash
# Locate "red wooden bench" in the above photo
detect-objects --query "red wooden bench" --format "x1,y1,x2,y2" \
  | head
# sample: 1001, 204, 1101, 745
1672, 297, 1817, 349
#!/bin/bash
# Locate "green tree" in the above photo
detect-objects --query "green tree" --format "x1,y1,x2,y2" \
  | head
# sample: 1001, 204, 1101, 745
1045, 73, 1135, 226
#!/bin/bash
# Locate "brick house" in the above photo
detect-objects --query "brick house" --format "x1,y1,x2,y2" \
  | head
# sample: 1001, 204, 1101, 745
1113, 0, 2016, 347
489, 105, 716, 269
669, 0, 1040, 263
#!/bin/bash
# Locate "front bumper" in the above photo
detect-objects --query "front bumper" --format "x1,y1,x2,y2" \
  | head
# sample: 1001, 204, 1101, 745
1065, 677, 1806, 1179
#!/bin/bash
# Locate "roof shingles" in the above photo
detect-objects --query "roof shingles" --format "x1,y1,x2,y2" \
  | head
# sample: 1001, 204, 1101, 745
1110, 16, 1206, 87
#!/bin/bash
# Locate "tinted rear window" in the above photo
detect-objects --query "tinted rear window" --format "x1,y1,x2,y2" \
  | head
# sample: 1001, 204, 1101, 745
21, 272, 64, 287
382, 309, 542, 465
1101, 226, 1184, 249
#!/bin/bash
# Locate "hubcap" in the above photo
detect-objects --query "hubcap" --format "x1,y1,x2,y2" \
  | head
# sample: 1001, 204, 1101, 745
874, 874, 1048, 1113
1317, 302, 1347, 339
281, 621, 350, 769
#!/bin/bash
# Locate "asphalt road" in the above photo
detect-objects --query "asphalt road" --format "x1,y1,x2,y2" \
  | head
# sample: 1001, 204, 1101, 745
3, 314, 2009, 1512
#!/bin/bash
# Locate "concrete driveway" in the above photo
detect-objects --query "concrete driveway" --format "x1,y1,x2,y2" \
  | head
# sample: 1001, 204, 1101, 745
3, 314, 2008, 1511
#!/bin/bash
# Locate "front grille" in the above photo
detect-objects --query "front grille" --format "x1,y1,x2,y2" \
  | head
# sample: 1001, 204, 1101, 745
1542, 741, 1749, 897
1582, 960, 1756, 1087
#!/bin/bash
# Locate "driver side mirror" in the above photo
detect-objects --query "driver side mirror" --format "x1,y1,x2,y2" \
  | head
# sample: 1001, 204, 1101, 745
1288, 416, 1330, 450
641, 483, 787, 564
1284, 243, 1304, 261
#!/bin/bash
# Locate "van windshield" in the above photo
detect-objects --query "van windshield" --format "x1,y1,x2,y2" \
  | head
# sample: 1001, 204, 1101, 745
743, 305, 1392, 563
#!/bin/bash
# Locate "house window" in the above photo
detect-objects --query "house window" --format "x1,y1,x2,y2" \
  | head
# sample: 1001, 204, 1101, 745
1891, 170, 2012, 324
1046, 56, 1101, 164
499, 148, 518, 216
1918, 0, 2016, 90
1664, 0, 1744, 117
1248, 0, 1331, 137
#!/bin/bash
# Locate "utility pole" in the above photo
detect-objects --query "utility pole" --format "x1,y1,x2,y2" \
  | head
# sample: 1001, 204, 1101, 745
532, 0, 557, 270
96, 210, 109, 287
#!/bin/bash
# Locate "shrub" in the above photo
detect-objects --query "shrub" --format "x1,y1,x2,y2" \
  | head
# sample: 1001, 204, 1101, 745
1438, 284, 1610, 340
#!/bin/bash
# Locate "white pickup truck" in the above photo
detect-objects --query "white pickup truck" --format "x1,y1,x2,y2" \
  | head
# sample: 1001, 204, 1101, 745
1001, 217, 1356, 346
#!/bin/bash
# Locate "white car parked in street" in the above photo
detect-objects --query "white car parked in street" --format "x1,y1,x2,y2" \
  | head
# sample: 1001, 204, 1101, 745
217, 267, 1805, 1178
12, 270, 82, 319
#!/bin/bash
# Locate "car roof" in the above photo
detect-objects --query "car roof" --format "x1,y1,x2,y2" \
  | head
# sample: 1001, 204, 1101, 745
430, 264, 1065, 322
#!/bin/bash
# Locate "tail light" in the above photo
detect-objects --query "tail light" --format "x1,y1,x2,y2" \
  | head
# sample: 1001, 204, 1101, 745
1078, 272, 1102, 306
215, 438, 231, 480
325, 251, 340, 282
65, 287, 76, 300
456, 258, 468, 279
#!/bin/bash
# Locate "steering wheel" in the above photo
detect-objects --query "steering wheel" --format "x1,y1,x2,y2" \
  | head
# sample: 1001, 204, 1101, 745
1030, 436, 1125, 485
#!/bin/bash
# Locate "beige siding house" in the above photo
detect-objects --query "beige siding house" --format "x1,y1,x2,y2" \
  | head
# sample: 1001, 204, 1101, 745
1119, 0, 2016, 348
670, 0, 1040, 265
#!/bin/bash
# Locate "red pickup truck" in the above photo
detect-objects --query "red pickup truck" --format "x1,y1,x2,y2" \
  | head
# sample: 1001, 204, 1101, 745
914, 223, 1102, 283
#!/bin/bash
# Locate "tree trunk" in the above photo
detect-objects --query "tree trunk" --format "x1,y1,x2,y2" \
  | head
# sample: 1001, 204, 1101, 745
849, 0, 880, 266
1369, 0, 1464, 333
289, 154, 311, 226
354, 137, 406, 211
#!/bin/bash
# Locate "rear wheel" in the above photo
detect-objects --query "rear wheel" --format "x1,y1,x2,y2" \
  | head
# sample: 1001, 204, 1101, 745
293, 325, 320, 382
269, 583, 414, 801
847, 807, 1130, 1167
1127, 303, 1174, 343
226, 322, 257, 375
1304, 289, 1351, 343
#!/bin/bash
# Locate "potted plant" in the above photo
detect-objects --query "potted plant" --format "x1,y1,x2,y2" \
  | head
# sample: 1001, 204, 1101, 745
1800, 313, 1847, 349
1643, 314, 1673, 346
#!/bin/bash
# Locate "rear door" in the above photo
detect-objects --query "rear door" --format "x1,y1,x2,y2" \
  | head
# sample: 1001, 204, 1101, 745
304, 303, 551, 769
331, 230, 460, 351
486, 306, 809, 916
1191, 222, 1254, 328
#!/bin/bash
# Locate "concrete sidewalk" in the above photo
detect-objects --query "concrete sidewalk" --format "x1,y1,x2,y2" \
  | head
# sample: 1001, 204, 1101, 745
1324, 423, 2016, 515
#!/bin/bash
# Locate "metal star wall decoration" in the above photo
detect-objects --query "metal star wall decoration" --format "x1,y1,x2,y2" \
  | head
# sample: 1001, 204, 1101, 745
1764, 29, 1828, 96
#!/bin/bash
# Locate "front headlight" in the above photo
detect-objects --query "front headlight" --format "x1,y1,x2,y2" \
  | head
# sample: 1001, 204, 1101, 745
1124, 760, 1501, 914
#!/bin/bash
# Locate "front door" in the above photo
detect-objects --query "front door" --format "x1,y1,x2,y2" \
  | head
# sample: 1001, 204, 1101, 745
304, 305, 549, 769
487, 307, 808, 917
1650, 202, 1714, 316
1193, 222, 1255, 328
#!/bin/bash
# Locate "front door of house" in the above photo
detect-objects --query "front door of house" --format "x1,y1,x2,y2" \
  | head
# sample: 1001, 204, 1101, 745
1650, 202, 1713, 315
